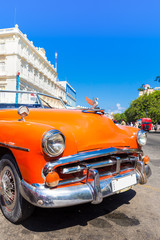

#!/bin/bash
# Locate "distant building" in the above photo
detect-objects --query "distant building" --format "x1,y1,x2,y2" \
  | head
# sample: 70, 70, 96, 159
138, 84, 159, 97
59, 81, 76, 107
0, 25, 76, 107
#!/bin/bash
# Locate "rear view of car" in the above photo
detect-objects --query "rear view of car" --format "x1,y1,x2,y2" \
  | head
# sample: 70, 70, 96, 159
141, 118, 152, 131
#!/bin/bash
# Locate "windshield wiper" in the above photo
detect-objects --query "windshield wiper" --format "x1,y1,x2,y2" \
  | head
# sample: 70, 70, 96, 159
39, 97, 52, 108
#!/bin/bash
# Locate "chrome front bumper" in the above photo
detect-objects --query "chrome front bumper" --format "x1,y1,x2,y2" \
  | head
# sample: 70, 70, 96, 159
20, 164, 151, 208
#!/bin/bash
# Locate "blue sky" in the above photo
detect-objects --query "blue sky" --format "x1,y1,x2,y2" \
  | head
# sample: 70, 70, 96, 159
1, 0, 160, 112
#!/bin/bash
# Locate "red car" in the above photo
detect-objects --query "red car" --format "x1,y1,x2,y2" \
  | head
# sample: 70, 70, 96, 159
137, 118, 152, 131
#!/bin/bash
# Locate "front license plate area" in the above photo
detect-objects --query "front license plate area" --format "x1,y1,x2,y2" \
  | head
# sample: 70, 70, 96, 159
111, 174, 137, 192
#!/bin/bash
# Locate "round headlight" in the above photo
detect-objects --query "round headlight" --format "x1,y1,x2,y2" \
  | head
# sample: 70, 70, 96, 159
42, 130, 65, 157
137, 130, 147, 146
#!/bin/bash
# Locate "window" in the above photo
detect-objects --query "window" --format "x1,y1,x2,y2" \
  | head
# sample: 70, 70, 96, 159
0, 43, 5, 52
39, 73, 42, 79
34, 69, 38, 77
0, 86, 5, 90
28, 64, 33, 73
0, 62, 5, 72
21, 60, 26, 73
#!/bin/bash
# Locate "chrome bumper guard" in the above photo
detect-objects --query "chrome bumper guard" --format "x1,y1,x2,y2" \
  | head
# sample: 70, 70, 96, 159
20, 161, 151, 208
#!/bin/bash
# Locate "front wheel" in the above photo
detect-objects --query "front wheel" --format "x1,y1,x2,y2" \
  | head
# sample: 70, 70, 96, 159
0, 154, 34, 223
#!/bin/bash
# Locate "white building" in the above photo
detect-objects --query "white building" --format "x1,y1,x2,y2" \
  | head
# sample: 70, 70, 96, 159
59, 81, 76, 107
0, 25, 76, 106
138, 84, 159, 97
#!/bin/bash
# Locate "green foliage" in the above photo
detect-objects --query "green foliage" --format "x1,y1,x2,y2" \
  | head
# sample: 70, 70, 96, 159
113, 113, 127, 123
125, 91, 160, 124
113, 91, 160, 124
138, 84, 145, 91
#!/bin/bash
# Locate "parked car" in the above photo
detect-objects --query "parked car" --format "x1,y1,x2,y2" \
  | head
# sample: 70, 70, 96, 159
0, 90, 151, 223
137, 118, 152, 131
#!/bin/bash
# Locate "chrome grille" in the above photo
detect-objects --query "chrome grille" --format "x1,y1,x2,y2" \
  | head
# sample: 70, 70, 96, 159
57, 154, 138, 186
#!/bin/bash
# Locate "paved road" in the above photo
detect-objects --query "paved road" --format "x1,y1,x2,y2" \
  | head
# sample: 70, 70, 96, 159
0, 133, 160, 240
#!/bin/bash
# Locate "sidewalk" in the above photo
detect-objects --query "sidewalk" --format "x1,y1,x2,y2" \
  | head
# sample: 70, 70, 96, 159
149, 130, 160, 133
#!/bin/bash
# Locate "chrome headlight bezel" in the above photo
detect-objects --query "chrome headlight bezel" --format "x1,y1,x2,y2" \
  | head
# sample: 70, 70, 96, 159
137, 130, 147, 146
42, 129, 65, 157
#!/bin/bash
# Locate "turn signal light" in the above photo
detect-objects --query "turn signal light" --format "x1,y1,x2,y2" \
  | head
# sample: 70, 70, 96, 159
143, 155, 150, 164
45, 171, 60, 187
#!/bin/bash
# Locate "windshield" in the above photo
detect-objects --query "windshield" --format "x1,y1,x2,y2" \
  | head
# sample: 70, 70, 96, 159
142, 122, 151, 124
38, 94, 65, 109
0, 91, 66, 109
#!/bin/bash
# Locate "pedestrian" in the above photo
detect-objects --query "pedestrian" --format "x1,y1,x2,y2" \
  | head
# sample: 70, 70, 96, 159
121, 120, 126, 125
134, 122, 138, 128
130, 122, 133, 127
154, 123, 158, 131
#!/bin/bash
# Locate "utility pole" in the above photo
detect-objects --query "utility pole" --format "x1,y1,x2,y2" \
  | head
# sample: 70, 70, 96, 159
55, 52, 57, 72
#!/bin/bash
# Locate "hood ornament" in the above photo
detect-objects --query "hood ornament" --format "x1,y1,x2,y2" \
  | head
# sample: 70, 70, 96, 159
85, 96, 99, 109
84, 96, 104, 114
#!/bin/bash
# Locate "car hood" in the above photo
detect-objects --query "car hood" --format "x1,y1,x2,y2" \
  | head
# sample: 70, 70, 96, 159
26, 109, 139, 153
1, 108, 139, 155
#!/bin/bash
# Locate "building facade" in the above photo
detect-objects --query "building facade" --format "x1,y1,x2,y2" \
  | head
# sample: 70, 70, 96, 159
138, 84, 160, 97
59, 81, 76, 107
0, 25, 76, 107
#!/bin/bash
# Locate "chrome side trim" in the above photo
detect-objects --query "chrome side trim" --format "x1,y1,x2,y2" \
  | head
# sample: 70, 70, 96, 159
43, 147, 142, 177
0, 142, 30, 152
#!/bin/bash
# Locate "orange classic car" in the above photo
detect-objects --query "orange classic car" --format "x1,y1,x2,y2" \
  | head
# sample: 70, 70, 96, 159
0, 90, 151, 223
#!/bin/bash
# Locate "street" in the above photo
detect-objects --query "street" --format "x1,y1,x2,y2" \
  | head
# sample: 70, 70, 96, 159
0, 132, 160, 240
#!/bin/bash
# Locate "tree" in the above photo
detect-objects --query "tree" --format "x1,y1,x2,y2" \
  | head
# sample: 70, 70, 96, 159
138, 88, 143, 91
113, 113, 127, 123
155, 76, 160, 82
138, 84, 145, 91
124, 91, 160, 124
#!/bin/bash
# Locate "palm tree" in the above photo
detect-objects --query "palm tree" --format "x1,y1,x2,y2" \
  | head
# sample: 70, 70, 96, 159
155, 76, 160, 82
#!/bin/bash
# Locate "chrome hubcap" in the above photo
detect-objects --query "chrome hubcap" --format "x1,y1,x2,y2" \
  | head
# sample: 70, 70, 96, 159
0, 166, 16, 210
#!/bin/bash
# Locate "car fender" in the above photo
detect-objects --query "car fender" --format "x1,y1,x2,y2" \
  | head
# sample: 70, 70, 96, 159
0, 120, 77, 184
